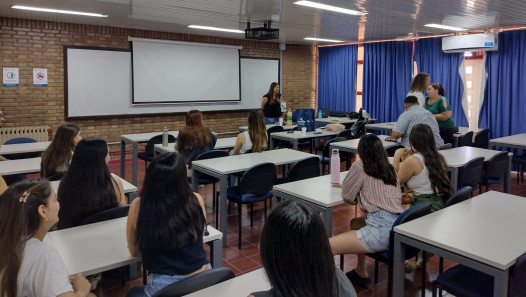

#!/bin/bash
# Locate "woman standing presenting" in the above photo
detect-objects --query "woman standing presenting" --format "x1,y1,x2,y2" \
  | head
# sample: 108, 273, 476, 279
261, 82, 282, 124
407, 72, 430, 107
425, 83, 455, 144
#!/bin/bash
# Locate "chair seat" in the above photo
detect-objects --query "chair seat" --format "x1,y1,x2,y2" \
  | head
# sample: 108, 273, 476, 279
227, 186, 273, 203
481, 171, 504, 184
435, 265, 493, 297
137, 152, 154, 161
275, 176, 289, 185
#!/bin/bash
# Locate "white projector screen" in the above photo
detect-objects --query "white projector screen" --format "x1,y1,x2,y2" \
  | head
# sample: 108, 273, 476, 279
131, 38, 241, 104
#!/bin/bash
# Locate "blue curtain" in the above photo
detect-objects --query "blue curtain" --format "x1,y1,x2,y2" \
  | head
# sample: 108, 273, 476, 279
317, 45, 358, 112
415, 38, 467, 126
480, 30, 526, 139
362, 41, 413, 123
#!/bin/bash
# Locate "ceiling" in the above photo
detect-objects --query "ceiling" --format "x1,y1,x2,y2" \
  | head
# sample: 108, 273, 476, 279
1, 0, 526, 45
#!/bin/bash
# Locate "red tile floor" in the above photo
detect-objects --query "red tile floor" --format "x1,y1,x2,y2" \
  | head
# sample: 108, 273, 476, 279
93, 156, 526, 297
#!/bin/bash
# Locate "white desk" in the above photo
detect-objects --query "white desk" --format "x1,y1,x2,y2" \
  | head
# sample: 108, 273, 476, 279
45, 217, 224, 276
50, 175, 138, 195
452, 126, 481, 147
489, 133, 526, 150
184, 268, 270, 297
120, 131, 179, 185
239, 124, 296, 132
154, 137, 237, 156
269, 130, 339, 151
365, 122, 396, 133
393, 191, 526, 297
330, 134, 401, 154
272, 172, 348, 235
191, 149, 316, 246
0, 157, 41, 175
440, 146, 511, 192
0, 141, 50, 156
315, 117, 357, 127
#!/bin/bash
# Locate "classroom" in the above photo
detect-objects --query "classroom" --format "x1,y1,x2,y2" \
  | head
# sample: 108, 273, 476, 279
1, 0, 526, 296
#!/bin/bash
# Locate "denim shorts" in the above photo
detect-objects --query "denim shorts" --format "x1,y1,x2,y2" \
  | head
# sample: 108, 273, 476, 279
144, 264, 212, 297
356, 210, 398, 253
264, 117, 280, 125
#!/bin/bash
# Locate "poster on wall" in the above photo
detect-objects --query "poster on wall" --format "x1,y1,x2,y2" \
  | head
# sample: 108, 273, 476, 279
3, 68, 19, 87
33, 68, 48, 87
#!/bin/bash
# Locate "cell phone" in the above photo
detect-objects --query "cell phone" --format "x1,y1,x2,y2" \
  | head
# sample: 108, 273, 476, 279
313, 132, 323, 134
386, 138, 398, 142
287, 130, 294, 133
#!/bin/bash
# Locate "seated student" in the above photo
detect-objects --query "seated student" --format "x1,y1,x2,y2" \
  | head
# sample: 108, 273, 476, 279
0, 179, 95, 297
329, 134, 405, 288
233, 109, 267, 155
175, 110, 217, 175
250, 200, 356, 297
385, 95, 444, 149
126, 152, 209, 297
41, 123, 82, 180
0, 176, 6, 194
57, 137, 126, 229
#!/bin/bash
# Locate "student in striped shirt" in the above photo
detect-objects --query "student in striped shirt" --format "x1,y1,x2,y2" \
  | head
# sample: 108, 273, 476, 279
329, 134, 405, 288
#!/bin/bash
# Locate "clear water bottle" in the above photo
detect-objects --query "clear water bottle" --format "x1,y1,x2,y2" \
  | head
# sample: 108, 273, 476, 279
318, 110, 323, 120
162, 127, 168, 147
330, 149, 340, 185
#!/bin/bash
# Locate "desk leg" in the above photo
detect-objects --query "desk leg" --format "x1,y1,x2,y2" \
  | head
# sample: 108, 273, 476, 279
392, 234, 406, 297
450, 167, 458, 190
293, 140, 298, 150
219, 175, 228, 247
208, 238, 223, 268
270, 137, 275, 149
120, 140, 126, 179
191, 168, 198, 191
272, 194, 279, 208
493, 270, 509, 297
504, 156, 511, 193
320, 207, 333, 236
132, 142, 138, 186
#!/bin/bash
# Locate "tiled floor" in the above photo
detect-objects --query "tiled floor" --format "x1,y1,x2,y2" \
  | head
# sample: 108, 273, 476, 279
94, 156, 526, 297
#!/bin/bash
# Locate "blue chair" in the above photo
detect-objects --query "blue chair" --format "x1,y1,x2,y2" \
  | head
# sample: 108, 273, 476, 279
480, 151, 508, 193
458, 156, 485, 193
513, 152, 526, 184
472, 128, 489, 149
226, 162, 276, 248
432, 252, 526, 297
138, 134, 176, 170
275, 155, 320, 184
3, 137, 38, 185
316, 137, 347, 174
458, 131, 474, 147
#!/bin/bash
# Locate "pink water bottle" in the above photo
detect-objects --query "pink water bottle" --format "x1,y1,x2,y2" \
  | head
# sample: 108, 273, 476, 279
330, 149, 340, 185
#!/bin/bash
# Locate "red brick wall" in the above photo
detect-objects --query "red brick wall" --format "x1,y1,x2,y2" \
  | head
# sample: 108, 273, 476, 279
0, 17, 318, 145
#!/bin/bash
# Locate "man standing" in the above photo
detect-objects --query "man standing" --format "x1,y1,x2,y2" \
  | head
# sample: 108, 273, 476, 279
385, 96, 444, 148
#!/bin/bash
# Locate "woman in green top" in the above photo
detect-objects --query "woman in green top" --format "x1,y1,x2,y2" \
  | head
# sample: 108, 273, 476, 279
425, 83, 455, 144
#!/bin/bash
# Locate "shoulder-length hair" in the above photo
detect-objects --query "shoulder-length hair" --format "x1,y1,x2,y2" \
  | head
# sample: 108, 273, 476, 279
263, 82, 280, 101
41, 123, 80, 178
409, 73, 430, 92
136, 152, 204, 249
57, 137, 117, 229
430, 83, 446, 96
260, 200, 337, 297
247, 109, 267, 152
358, 134, 398, 186
178, 110, 211, 150
409, 124, 452, 199
0, 180, 52, 297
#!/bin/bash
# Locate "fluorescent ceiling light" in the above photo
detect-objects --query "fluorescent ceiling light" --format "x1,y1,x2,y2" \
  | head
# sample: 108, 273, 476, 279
11, 5, 108, 17
304, 37, 344, 43
424, 23, 464, 31
294, 1, 367, 16
188, 25, 244, 34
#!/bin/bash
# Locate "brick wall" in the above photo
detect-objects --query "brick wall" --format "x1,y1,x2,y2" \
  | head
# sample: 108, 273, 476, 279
0, 17, 318, 144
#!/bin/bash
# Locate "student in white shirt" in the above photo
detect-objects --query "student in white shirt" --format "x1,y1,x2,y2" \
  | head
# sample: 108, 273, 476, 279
0, 179, 95, 297
407, 72, 430, 107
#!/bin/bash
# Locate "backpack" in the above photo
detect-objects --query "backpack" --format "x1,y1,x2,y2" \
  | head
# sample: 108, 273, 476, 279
296, 109, 316, 132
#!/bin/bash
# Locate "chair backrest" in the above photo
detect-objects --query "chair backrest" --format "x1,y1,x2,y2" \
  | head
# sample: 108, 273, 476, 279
152, 267, 235, 297
389, 202, 432, 258
438, 143, 452, 150
239, 163, 276, 196
336, 129, 353, 139
458, 131, 474, 147
510, 252, 526, 297
445, 186, 473, 207
486, 151, 508, 180
79, 205, 130, 226
4, 137, 40, 159
194, 150, 229, 179
322, 137, 347, 158
146, 134, 176, 156
289, 156, 320, 182
4, 137, 37, 145
267, 125, 284, 148
472, 128, 489, 149
459, 156, 485, 188
385, 144, 405, 157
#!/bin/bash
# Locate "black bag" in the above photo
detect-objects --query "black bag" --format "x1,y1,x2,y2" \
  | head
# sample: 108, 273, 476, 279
328, 110, 348, 118
348, 111, 360, 119
320, 108, 330, 118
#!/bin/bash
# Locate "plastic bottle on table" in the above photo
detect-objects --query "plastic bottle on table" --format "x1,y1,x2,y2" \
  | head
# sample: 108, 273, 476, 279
330, 149, 340, 185
162, 127, 169, 147
287, 108, 293, 126
318, 110, 323, 120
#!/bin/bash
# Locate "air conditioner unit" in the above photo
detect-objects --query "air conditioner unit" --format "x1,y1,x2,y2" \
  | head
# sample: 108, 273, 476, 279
442, 33, 498, 53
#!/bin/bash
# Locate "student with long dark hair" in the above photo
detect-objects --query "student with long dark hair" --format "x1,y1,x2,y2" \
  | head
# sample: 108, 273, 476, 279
250, 200, 356, 297
0, 180, 95, 297
261, 82, 282, 124
233, 109, 267, 154
57, 137, 125, 229
41, 123, 82, 180
126, 152, 209, 297
175, 110, 216, 175
329, 134, 405, 288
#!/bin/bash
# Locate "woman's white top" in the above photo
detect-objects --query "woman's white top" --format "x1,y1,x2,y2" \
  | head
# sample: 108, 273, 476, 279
407, 91, 426, 107
405, 153, 434, 196
241, 131, 253, 154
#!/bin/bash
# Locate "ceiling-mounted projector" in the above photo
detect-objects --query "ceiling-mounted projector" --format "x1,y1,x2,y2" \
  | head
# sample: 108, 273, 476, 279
245, 21, 279, 40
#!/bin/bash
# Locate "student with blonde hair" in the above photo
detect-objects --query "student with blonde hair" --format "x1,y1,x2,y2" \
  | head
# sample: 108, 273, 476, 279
233, 109, 267, 154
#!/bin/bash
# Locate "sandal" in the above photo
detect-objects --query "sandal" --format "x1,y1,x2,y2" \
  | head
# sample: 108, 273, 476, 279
346, 269, 371, 288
